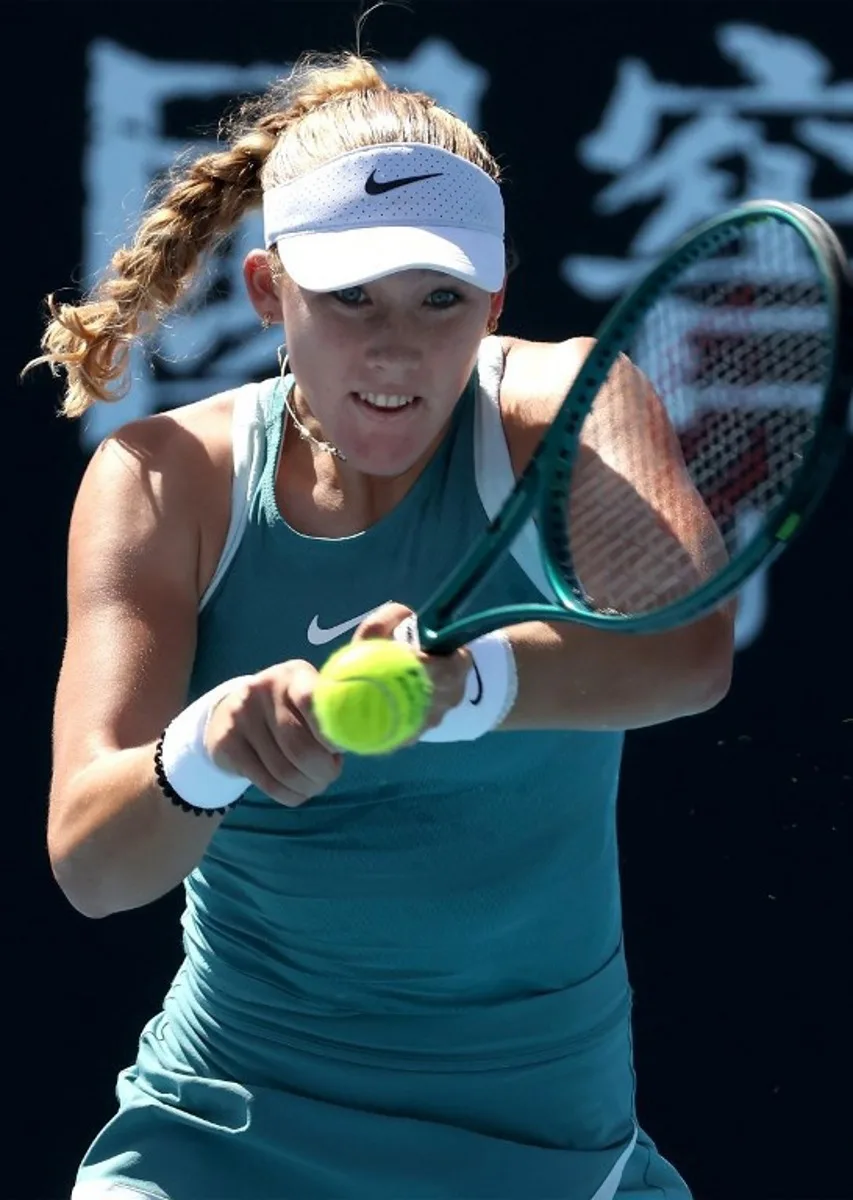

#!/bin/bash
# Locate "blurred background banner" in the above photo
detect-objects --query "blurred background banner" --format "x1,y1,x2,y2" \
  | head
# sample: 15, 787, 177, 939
8, 4, 850, 1199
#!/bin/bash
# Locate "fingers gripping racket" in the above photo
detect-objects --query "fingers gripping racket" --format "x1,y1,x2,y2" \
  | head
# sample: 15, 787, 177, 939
414, 199, 853, 653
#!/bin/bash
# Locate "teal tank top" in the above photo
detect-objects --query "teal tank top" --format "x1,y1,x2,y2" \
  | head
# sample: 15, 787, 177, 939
161, 339, 636, 1155
72, 339, 701, 1198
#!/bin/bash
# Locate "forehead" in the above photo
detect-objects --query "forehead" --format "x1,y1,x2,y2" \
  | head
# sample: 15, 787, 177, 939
351, 269, 462, 289
292, 268, 477, 297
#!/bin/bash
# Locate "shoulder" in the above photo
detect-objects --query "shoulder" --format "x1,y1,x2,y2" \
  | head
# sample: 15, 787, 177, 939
496, 333, 693, 504
498, 336, 594, 427
72, 387, 244, 598
497, 335, 667, 457
496, 336, 596, 471
94, 387, 238, 473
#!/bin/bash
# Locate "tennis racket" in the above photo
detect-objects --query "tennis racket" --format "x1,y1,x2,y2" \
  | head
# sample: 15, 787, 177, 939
413, 199, 853, 654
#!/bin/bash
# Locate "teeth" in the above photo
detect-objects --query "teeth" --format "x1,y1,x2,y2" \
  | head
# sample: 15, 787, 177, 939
359, 392, 415, 409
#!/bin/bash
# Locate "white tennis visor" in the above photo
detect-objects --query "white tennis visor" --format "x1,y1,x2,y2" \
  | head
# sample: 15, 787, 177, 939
262, 143, 506, 293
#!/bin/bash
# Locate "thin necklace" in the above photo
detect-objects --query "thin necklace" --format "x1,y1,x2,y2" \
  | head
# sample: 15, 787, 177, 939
277, 347, 347, 461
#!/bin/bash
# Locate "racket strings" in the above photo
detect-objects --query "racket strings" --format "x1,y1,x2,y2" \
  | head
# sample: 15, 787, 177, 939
658, 228, 828, 538
563, 218, 833, 617
566, 366, 723, 615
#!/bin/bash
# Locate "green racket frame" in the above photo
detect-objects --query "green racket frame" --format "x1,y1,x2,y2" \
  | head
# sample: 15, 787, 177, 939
417, 200, 853, 654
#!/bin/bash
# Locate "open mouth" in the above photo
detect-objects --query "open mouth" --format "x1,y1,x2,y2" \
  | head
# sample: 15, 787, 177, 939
350, 391, 423, 415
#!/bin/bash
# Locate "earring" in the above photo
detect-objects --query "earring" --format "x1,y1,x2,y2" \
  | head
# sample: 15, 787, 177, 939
261, 314, 272, 330
487, 316, 499, 335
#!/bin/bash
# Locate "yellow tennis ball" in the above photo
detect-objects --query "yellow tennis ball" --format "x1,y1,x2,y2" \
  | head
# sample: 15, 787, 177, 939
314, 640, 433, 755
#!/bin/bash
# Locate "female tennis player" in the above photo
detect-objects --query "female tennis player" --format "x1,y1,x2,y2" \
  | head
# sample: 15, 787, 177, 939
36, 51, 734, 1200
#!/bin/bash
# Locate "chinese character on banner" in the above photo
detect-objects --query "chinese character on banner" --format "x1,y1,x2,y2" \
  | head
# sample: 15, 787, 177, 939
80, 38, 489, 450
563, 22, 853, 649
564, 22, 853, 297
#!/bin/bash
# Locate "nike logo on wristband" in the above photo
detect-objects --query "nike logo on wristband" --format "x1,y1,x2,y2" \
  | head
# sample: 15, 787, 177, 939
364, 169, 443, 195
468, 657, 484, 706
307, 609, 377, 646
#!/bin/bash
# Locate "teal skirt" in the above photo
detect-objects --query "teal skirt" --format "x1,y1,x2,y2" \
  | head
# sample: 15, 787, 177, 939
73, 1001, 692, 1199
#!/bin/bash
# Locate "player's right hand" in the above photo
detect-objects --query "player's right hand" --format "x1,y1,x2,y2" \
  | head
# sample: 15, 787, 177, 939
204, 661, 343, 807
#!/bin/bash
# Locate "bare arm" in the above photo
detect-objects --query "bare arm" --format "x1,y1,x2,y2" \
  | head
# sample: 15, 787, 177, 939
339, 339, 734, 737
51, 401, 345, 919
493, 338, 734, 730
49, 410, 229, 918
356, 335, 733, 736
494, 614, 730, 732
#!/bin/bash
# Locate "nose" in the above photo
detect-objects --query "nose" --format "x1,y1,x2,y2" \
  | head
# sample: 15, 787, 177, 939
363, 315, 423, 376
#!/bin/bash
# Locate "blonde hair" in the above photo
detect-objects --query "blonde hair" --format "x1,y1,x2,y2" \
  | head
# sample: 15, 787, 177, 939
25, 52, 502, 419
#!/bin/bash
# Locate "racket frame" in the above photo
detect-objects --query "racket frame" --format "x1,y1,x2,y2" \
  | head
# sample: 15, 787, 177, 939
418, 200, 853, 653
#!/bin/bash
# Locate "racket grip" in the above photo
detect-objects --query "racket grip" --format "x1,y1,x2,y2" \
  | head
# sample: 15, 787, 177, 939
392, 619, 518, 741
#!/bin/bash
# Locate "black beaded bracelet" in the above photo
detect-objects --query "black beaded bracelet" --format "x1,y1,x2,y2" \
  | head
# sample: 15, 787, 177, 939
153, 731, 238, 817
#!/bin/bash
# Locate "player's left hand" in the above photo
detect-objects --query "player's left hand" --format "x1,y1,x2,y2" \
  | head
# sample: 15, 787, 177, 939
352, 603, 471, 734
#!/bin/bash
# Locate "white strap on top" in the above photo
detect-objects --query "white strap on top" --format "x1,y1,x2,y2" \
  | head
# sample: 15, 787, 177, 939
199, 381, 272, 612
473, 337, 557, 601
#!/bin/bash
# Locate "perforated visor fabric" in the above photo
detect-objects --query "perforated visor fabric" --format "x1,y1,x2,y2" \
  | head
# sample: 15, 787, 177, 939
262, 144, 506, 291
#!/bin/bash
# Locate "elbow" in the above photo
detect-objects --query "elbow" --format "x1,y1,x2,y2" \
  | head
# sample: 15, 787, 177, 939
49, 843, 111, 919
48, 773, 121, 919
48, 802, 113, 919
50, 866, 109, 920
677, 607, 735, 715
686, 662, 732, 716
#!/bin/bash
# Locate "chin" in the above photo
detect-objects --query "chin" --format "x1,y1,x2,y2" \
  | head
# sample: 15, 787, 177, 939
349, 451, 422, 479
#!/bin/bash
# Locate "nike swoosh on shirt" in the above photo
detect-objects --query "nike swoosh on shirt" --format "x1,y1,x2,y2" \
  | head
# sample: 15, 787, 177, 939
306, 609, 378, 646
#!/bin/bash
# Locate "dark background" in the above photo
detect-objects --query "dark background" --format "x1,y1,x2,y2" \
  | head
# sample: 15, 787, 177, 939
7, 3, 851, 1199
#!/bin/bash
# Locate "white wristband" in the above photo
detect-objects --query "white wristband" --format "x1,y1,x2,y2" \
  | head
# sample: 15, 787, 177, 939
393, 620, 518, 742
159, 676, 254, 811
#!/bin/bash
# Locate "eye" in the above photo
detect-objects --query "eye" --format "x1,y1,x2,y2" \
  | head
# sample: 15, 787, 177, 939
425, 289, 463, 309
332, 286, 368, 306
